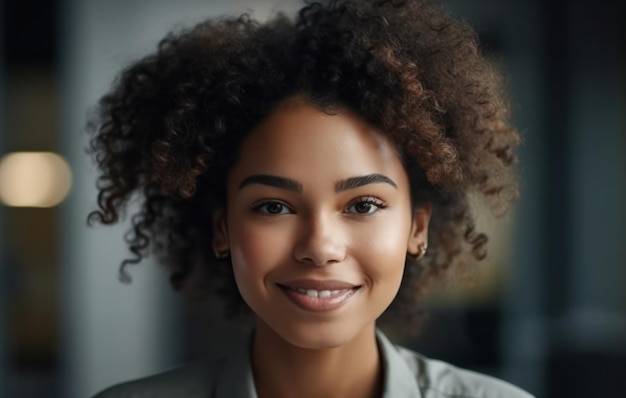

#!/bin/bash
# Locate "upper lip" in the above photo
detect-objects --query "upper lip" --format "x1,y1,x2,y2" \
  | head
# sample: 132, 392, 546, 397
278, 279, 359, 291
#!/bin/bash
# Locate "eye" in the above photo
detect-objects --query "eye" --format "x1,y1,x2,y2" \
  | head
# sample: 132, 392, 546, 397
252, 201, 291, 215
346, 197, 388, 215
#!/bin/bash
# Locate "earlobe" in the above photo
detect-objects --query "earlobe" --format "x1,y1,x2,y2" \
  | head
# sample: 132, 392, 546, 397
212, 209, 230, 258
407, 203, 432, 259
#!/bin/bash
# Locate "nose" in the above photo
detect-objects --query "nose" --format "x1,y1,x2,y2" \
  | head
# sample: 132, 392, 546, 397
293, 213, 346, 266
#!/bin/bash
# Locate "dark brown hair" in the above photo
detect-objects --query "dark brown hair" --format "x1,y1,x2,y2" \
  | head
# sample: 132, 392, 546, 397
88, 0, 520, 324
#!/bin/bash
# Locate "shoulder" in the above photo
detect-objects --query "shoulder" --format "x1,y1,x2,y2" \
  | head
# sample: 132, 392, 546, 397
393, 345, 535, 398
92, 332, 255, 398
91, 359, 218, 398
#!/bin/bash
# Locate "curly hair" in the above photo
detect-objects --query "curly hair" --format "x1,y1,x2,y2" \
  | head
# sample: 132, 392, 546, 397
88, 0, 520, 325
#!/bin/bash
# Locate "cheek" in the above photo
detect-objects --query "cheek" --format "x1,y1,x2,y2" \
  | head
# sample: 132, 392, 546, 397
228, 219, 292, 278
352, 215, 411, 278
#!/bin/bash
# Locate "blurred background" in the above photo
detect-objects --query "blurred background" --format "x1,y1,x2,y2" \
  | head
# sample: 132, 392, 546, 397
0, 0, 624, 396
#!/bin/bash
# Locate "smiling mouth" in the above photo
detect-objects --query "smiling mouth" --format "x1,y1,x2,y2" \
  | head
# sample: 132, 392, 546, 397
285, 286, 350, 298
277, 282, 361, 312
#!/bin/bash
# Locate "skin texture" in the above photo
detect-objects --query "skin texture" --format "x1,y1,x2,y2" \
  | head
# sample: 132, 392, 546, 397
213, 99, 430, 397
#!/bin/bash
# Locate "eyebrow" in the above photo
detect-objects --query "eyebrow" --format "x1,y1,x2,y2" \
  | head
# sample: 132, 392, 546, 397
335, 174, 398, 192
238, 173, 397, 193
238, 174, 303, 193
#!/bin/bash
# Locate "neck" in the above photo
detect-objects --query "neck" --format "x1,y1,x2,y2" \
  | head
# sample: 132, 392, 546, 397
251, 321, 382, 398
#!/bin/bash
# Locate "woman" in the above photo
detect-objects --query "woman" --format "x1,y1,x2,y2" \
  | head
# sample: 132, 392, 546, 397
90, 1, 532, 397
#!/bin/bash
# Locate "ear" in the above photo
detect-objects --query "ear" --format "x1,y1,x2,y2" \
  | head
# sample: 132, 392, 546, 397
212, 209, 230, 257
407, 202, 432, 256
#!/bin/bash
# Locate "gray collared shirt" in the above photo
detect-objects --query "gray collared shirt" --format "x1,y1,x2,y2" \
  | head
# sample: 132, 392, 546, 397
94, 330, 534, 397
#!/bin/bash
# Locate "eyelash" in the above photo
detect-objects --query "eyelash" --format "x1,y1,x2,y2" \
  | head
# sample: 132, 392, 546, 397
251, 200, 292, 215
346, 197, 388, 215
251, 197, 388, 216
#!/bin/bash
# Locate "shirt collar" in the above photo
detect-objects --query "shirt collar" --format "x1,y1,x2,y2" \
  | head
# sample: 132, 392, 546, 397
376, 329, 422, 398
214, 332, 257, 398
214, 329, 421, 398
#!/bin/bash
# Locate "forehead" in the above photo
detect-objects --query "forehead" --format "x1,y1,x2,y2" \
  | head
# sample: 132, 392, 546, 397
228, 101, 409, 190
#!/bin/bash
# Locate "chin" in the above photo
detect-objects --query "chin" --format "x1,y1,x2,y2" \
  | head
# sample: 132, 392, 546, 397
274, 320, 373, 350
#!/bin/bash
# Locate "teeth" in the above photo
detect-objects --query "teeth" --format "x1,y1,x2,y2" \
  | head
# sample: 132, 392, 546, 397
292, 288, 345, 298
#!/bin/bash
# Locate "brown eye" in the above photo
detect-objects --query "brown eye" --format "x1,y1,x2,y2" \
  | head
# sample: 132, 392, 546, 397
346, 197, 388, 215
266, 203, 285, 214
354, 202, 373, 214
253, 201, 291, 215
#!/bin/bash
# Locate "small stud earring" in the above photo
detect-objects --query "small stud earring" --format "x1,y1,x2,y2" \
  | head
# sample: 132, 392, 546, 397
407, 242, 428, 261
215, 251, 230, 260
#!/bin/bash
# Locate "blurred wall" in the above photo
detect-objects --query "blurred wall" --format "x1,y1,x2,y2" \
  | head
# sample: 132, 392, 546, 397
0, 1, 7, 395
543, 1, 626, 395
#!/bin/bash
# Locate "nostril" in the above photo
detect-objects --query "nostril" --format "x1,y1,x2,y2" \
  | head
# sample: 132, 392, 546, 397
293, 246, 345, 266
293, 218, 346, 265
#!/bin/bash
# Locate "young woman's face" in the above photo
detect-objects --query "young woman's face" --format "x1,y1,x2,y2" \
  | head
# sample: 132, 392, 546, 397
214, 100, 429, 349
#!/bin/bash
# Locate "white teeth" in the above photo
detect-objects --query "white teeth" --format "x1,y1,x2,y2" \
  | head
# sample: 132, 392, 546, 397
290, 288, 347, 298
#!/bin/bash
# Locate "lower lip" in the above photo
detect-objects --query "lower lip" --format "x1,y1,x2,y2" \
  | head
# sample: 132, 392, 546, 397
278, 286, 359, 313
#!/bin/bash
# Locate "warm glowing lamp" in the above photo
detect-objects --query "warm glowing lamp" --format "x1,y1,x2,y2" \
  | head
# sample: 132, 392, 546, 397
0, 152, 73, 208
